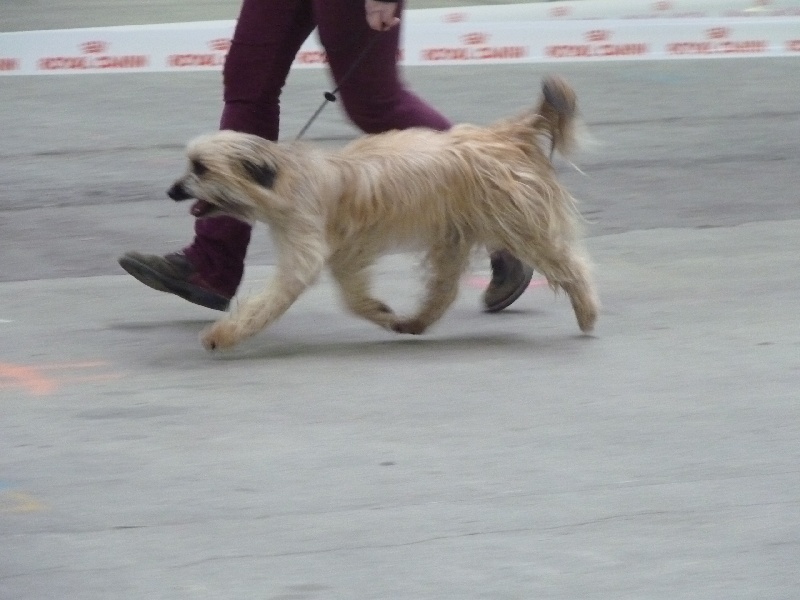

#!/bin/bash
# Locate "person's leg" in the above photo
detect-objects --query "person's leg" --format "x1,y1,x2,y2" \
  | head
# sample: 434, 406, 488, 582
314, 0, 451, 133
120, 0, 316, 310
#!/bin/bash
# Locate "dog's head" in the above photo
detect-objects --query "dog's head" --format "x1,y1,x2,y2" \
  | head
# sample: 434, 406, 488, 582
167, 130, 283, 222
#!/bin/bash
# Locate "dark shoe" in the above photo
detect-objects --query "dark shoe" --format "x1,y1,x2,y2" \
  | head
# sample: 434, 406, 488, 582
483, 251, 534, 313
118, 251, 231, 311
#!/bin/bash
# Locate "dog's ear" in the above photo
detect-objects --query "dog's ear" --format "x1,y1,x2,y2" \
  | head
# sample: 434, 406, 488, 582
242, 159, 277, 188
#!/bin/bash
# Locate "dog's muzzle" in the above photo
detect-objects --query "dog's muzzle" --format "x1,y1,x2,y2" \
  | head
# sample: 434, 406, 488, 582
167, 182, 193, 201
167, 182, 217, 217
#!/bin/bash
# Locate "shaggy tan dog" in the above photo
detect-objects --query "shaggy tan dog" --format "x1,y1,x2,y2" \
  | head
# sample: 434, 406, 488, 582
168, 75, 599, 351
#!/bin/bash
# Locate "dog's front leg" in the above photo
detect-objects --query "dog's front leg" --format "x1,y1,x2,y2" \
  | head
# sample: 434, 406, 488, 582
392, 241, 471, 335
328, 248, 397, 330
201, 226, 328, 350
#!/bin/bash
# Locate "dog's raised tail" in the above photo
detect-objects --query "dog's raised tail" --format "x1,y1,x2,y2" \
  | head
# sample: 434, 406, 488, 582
535, 75, 579, 158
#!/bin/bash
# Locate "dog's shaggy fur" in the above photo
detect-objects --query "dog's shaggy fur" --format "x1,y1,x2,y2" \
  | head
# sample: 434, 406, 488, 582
168, 75, 599, 350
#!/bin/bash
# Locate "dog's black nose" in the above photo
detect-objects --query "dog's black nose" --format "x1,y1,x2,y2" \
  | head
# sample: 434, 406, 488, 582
167, 182, 192, 201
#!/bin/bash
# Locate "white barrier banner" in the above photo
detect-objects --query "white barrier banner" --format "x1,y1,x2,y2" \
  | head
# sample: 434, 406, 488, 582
0, 22, 234, 75
409, 0, 800, 22
1, 17, 799, 75
405, 17, 800, 64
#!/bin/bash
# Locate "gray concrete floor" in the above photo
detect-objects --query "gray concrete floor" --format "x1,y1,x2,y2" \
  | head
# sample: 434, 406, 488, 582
1, 3, 800, 600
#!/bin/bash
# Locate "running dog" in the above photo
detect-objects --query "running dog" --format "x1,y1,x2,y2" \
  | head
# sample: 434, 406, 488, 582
167, 75, 599, 350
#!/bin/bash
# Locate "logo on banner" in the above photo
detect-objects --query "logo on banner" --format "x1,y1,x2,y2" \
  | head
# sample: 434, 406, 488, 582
0, 58, 20, 72
584, 30, 610, 43
295, 45, 402, 65
549, 5, 572, 17
787, 39, 800, 52
209, 39, 231, 52
296, 49, 328, 65
666, 27, 768, 55
545, 29, 648, 58
81, 41, 108, 54
168, 38, 230, 68
37, 41, 148, 71
443, 12, 468, 23
420, 32, 528, 62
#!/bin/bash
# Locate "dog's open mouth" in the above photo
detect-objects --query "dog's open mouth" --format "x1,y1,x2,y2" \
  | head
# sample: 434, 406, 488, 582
190, 199, 216, 217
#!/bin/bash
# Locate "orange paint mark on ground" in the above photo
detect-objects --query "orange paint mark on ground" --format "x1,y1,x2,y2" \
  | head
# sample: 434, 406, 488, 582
0, 491, 47, 513
0, 363, 57, 395
0, 361, 122, 396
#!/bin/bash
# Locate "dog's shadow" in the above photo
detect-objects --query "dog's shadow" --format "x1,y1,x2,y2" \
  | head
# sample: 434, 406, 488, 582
109, 307, 592, 363
110, 319, 211, 332
226, 331, 595, 363
216, 333, 532, 362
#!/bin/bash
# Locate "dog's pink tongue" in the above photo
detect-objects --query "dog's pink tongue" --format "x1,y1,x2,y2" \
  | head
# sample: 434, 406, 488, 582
190, 200, 213, 217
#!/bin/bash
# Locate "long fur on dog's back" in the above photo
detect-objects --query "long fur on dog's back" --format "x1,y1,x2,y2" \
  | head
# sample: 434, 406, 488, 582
325, 76, 583, 250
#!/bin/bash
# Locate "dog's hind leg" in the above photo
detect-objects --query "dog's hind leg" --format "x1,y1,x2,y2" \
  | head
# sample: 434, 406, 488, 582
329, 249, 396, 330
510, 240, 598, 333
201, 226, 328, 350
391, 239, 471, 335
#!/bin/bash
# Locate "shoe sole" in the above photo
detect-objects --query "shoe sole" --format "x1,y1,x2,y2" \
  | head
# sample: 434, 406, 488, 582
118, 256, 230, 311
483, 266, 535, 313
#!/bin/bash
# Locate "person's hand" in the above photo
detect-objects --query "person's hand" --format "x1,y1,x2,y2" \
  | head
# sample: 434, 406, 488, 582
365, 0, 400, 31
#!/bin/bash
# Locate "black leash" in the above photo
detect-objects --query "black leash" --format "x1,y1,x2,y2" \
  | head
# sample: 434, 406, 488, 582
295, 33, 383, 140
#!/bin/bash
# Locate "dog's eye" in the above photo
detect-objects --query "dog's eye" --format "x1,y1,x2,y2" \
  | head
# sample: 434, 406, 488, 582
242, 160, 276, 188
191, 159, 208, 176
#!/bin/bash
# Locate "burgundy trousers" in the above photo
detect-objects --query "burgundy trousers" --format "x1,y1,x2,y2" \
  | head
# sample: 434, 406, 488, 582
183, 0, 452, 296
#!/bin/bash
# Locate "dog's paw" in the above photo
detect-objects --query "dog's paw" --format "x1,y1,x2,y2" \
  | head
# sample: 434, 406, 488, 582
390, 318, 428, 335
200, 320, 241, 352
